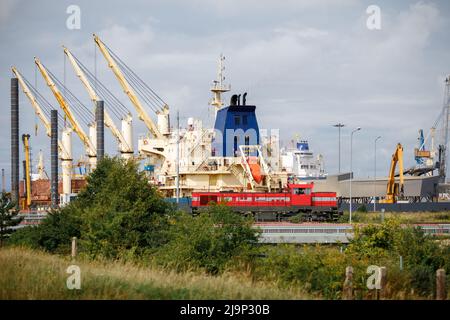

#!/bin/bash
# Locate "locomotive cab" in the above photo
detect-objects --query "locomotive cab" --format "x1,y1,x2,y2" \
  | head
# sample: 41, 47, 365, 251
288, 183, 313, 206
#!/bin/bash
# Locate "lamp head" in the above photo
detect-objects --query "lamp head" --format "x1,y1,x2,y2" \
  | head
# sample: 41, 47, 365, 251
352, 127, 362, 134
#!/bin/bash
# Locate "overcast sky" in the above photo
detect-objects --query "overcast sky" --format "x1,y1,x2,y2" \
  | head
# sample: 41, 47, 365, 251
1, 0, 449, 189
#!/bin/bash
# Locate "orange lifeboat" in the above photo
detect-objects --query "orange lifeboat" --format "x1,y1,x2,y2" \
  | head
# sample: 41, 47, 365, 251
246, 156, 263, 184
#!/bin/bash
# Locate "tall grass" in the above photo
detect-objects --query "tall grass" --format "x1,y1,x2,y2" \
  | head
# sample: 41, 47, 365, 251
0, 247, 310, 300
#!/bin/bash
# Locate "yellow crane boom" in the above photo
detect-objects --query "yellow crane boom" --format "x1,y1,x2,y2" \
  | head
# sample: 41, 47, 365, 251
93, 34, 163, 139
63, 46, 132, 152
381, 143, 404, 203
12, 67, 70, 159
34, 57, 96, 156
22, 134, 31, 209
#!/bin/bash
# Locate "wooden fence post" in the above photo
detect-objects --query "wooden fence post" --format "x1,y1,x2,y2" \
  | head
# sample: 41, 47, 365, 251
436, 269, 446, 300
377, 266, 387, 299
343, 266, 353, 300
71, 236, 77, 260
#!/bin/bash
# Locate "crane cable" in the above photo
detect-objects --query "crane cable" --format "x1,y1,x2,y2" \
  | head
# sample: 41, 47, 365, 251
43, 63, 94, 126
103, 42, 168, 113
107, 43, 167, 106
34, 64, 38, 136
22, 75, 65, 131
71, 53, 130, 120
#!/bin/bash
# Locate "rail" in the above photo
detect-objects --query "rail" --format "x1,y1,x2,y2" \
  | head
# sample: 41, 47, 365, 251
255, 223, 450, 244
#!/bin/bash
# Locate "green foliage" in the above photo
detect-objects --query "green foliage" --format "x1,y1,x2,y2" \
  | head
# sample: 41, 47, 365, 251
0, 192, 22, 247
338, 210, 364, 223
346, 219, 401, 257
9, 209, 81, 253
393, 226, 444, 296
73, 157, 172, 259
346, 219, 446, 296
356, 205, 367, 213
7, 156, 450, 299
10, 157, 171, 258
254, 245, 374, 299
154, 204, 259, 274
10, 157, 257, 271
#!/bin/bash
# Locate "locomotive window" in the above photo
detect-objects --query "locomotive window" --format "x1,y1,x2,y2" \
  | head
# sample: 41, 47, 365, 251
293, 188, 311, 195
200, 196, 209, 205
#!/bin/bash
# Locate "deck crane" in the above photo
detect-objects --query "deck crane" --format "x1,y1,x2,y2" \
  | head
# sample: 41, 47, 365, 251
12, 67, 73, 199
381, 143, 405, 204
22, 134, 31, 210
34, 57, 97, 170
93, 34, 169, 141
63, 46, 134, 159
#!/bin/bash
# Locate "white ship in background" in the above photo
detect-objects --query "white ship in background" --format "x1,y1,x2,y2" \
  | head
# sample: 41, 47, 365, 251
280, 139, 327, 180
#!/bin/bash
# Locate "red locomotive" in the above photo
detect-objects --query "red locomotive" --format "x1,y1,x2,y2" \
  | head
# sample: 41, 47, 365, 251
192, 183, 342, 221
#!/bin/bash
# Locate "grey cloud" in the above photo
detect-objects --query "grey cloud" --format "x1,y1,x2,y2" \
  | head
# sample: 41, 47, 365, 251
0, 0, 449, 189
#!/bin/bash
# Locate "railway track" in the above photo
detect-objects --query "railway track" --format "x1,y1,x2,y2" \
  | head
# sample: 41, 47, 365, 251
254, 222, 450, 244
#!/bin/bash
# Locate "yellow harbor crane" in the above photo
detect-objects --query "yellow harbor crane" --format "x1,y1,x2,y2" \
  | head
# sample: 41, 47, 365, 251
63, 46, 134, 158
22, 134, 31, 209
93, 34, 166, 140
34, 57, 97, 169
381, 143, 405, 204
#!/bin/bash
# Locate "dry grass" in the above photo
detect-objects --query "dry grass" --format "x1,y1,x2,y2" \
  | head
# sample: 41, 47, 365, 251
0, 246, 310, 300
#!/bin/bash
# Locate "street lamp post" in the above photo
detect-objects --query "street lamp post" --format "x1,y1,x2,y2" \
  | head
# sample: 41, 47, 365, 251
374, 136, 381, 212
176, 110, 180, 204
349, 127, 361, 224
333, 123, 345, 174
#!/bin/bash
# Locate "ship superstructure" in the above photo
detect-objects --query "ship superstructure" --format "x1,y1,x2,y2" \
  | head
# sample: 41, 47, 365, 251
139, 56, 285, 197
280, 139, 327, 181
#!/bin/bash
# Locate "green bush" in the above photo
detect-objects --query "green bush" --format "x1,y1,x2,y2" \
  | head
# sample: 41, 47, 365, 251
346, 219, 401, 258
0, 192, 23, 246
9, 209, 81, 254
346, 219, 446, 296
253, 245, 375, 299
10, 157, 172, 259
154, 204, 259, 274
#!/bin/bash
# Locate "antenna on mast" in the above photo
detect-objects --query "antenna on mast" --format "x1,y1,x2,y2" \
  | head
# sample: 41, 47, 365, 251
209, 54, 230, 117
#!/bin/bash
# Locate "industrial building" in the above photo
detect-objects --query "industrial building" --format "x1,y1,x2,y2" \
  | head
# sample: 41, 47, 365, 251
313, 173, 440, 203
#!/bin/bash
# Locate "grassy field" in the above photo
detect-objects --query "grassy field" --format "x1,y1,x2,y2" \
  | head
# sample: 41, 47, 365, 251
0, 247, 310, 300
338, 211, 450, 224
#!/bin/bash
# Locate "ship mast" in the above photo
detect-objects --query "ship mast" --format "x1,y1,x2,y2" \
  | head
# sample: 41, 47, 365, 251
209, 54, 230, 117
